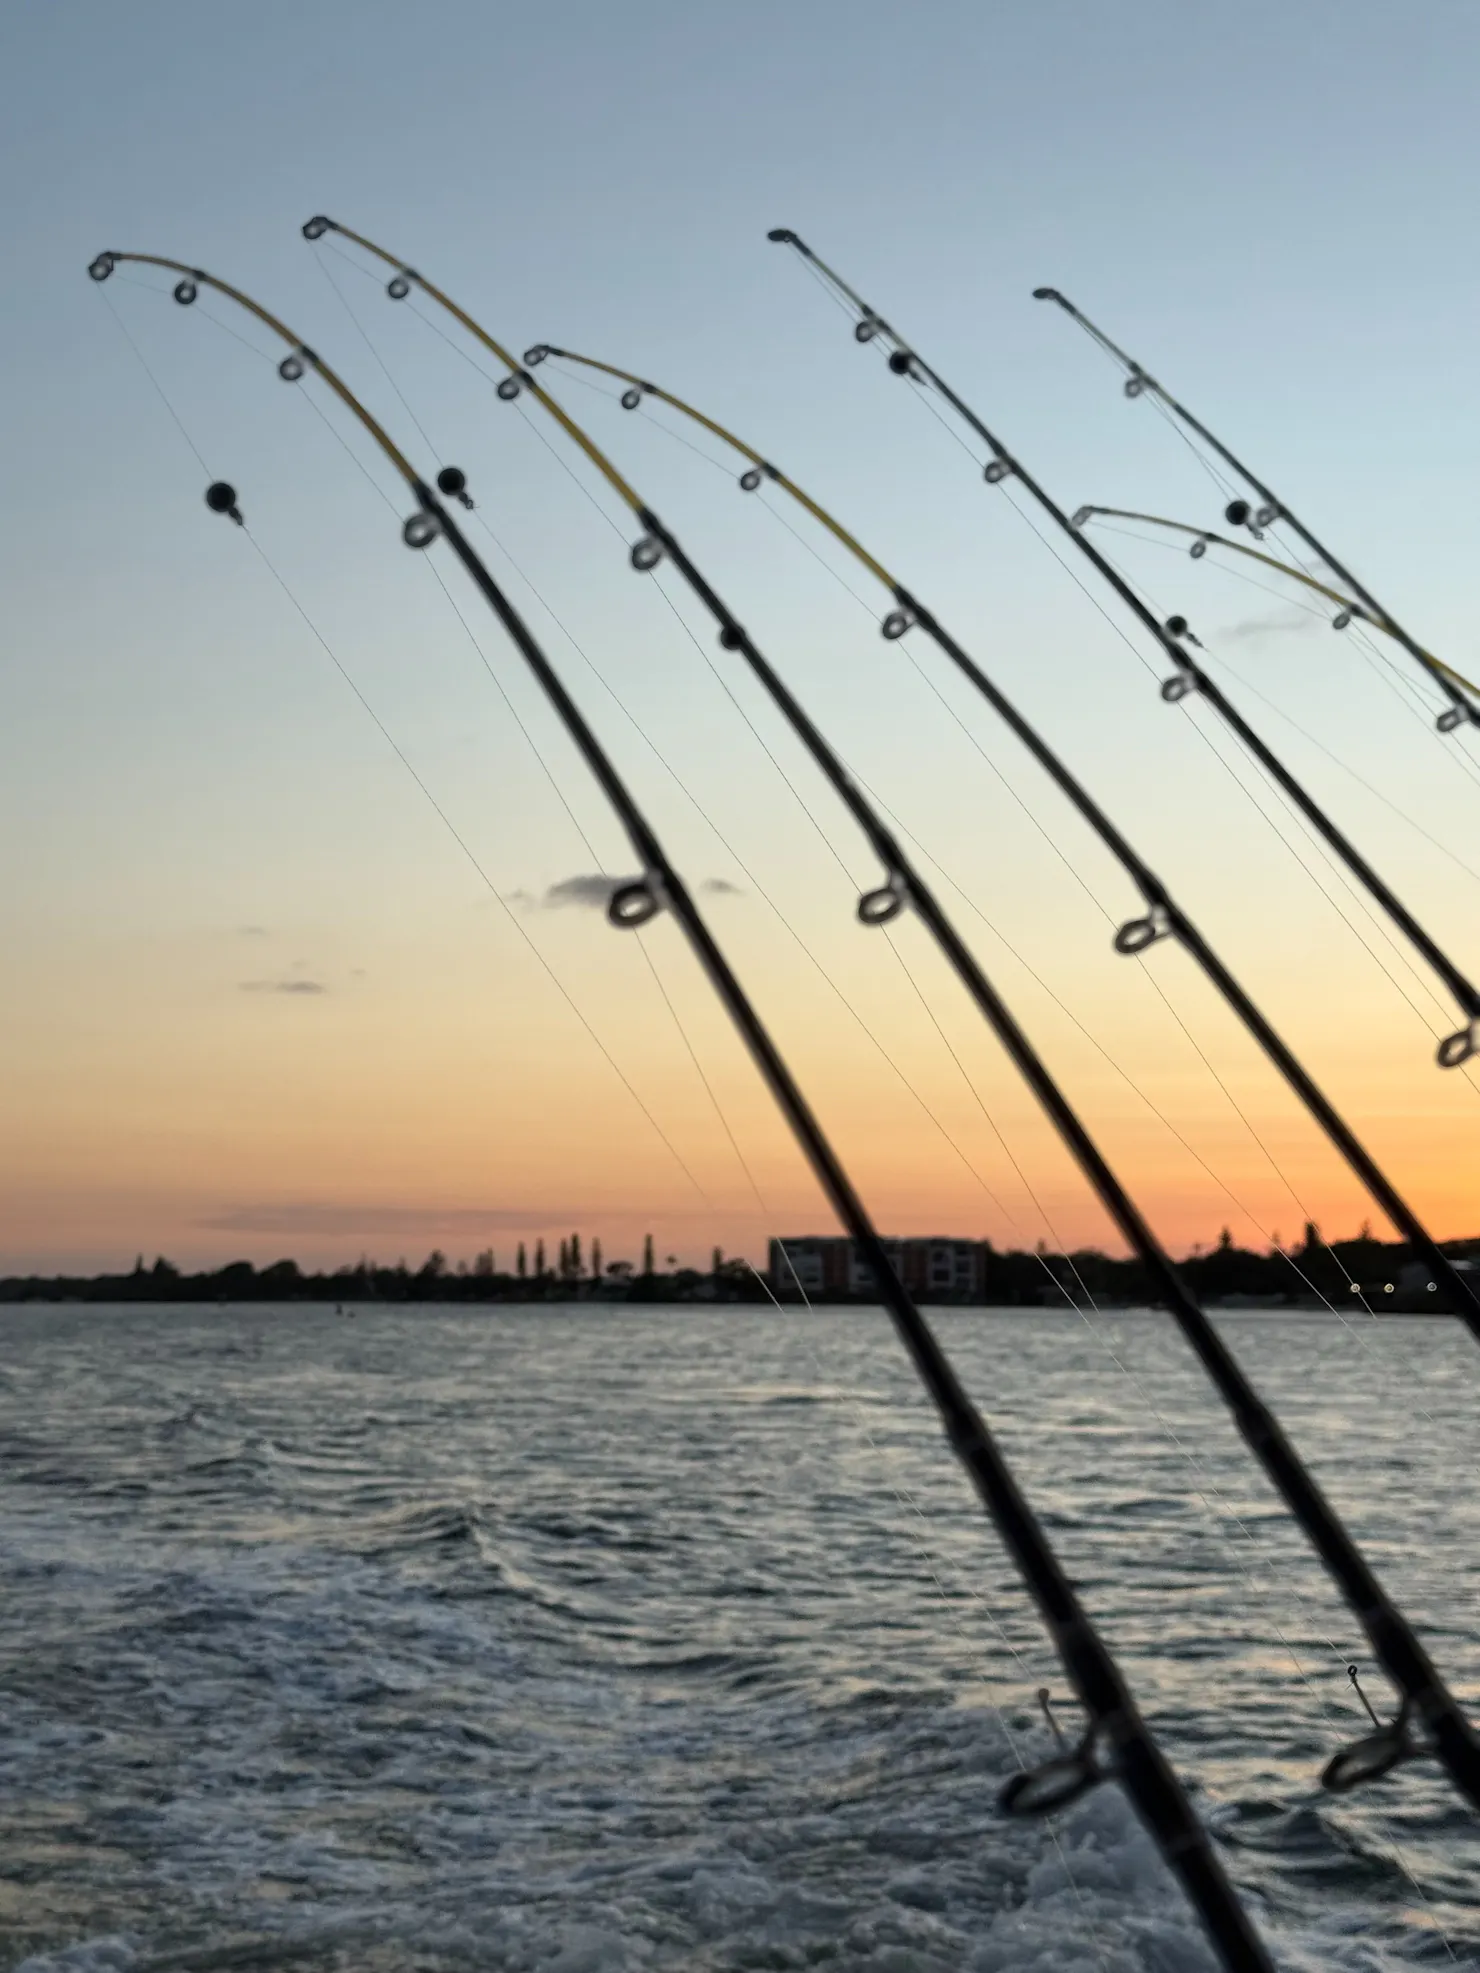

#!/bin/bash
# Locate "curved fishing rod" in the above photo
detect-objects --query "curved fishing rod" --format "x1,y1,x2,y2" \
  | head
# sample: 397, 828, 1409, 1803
1071, 505, 1480, 700
88, 245, 1275, 1973
1031, 286, 1480, 733
288, 221, 1480, 1826
766, 231, 1480, 1071
526, 338, 1480, 1351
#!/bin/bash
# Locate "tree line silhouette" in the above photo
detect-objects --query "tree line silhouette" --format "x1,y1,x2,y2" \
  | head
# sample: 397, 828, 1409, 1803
1, 1222, 1475, 1308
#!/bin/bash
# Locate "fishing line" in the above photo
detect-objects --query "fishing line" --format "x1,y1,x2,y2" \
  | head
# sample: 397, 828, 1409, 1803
1105, 584, 1480, 895
1002, 487, 1479, 1042
528, 311, 1480, 1791
652, 560, 1092, 1277
448, 524, 1047, 1252
565, 366, 1144, 946
304, 228, 1480, 1848
313, 244, 443, 463
486, 369, 1092, 1267
99, 286, 213, 477
244, 537, 723, 1222
300, 260, 824, 1235
1033, 284, 1480, 746
94, 282, 717, 1218
771, 233, 1480, 1075
1087, 540, 1480, 1091
757, 492, 880, 615
102, 249, 1272, 1966
1074, 506, 1480, 797
1013, 473, 1480, 980
859, 767, 1437, 1392
652, 564, 1110, 1283
1083, 535, 1475, 1047
122, 267, 826, 1268
134, 270, 972, 1694
425, 452, 1098, 1271
528, 348, 1381, 1301
83, 274, 1476, 1961
653, 577, 1085, 1259
528, 321, 1480, 1372
525, 334, 1480, 1468
293, 354, 621, 876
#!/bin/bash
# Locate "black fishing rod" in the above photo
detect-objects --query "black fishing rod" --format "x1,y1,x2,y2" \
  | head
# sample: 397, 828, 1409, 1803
89, 244, 1275, 1973
1032, 286, 1480, 734
766, 231, 1480, 1074
291, 220, 1480, 1824
1070, 505, 1480, 702
526, 340, 1480, 1349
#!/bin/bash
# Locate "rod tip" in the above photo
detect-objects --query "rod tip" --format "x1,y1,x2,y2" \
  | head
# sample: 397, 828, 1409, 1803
301, 215, 333, 241
1031, 286, 1064, 304
766, 228, 796, 244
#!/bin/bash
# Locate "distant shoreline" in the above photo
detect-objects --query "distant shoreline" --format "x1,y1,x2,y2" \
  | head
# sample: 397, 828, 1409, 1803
3, 1225, 1476, 1315
0, 1296, 1461, 1318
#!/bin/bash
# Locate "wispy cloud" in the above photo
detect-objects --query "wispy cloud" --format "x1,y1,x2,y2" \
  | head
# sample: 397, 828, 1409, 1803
513, 873, 744, 911
239, 979, 328, 996
237, 925, 270, 938
1217, 610, 1318, 643
544, 874, 623, 911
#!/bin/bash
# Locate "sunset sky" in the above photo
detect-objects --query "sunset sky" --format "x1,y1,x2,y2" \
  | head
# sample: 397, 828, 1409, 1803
3, 0, 1479, 1274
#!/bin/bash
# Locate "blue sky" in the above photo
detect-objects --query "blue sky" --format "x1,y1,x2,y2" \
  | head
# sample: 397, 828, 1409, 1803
3, 0, 1480, 1270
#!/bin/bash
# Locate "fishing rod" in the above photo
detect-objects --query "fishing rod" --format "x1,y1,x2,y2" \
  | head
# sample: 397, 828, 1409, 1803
88, 245, 1275, 1972
523, 338, 1480, 1346
766, 231, 1480, 1070
289, 219, 1480, 1824
1070, 505, 1480, 700
1031, 285, 1480, 733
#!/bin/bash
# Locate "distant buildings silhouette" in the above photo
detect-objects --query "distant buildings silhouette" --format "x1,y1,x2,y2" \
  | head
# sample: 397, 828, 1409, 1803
2, 1222, 1476, 1310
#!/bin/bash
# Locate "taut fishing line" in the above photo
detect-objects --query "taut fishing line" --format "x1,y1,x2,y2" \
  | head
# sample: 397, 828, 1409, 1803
524, 312, 1480, 1354
265, 260, 811, 1239
769, 231, 1480, 1078
544, 351, 1478, 1252
519, 349, 1324, 1321
1032, 286, 1480, 737
1076, 530, 1480, 1133
100, 291, 1125, 1964
92, 283, 721, 1218
319, 296, 1067, 1261
473, 341, 1084, 1269
94, 242, 1291, 1972
93, 243, 1284, 1970
1076, 505, 1480, 814
481, 338, 1475, 1862
1007, 473, 1480, 1047
1078, 530, 1478, 1050
290, 221, 1480, 1846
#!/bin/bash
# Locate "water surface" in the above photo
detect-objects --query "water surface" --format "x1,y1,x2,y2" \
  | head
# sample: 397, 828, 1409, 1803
2, 1302, 1477, 1970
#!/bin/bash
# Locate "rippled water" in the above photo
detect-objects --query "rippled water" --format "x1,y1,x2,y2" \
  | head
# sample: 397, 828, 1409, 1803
2, 1302, 1478, 1971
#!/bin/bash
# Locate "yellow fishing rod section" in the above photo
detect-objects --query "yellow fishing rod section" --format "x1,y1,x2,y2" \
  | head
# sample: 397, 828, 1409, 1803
1074, 504, 1480, 700
530, 349, 899, 594
301, 216, 903, 605
304, 217, 657, 521
88, 250, 422, 490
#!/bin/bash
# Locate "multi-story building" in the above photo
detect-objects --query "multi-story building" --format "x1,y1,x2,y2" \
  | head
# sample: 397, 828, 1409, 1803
768, 1236, 990, 1303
